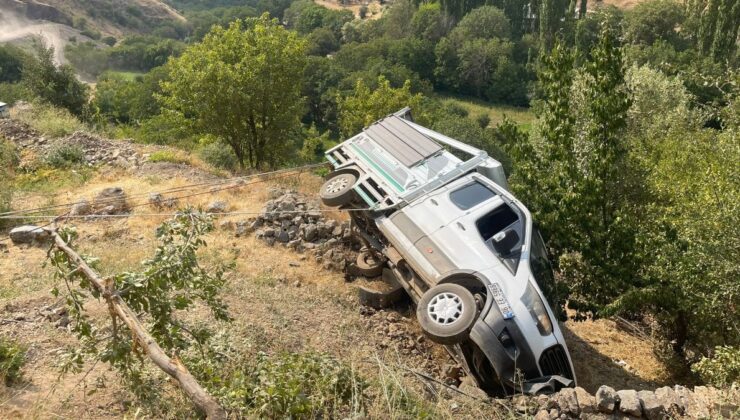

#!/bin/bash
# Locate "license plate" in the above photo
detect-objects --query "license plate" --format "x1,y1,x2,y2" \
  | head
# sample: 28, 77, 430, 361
488, 283, 515, 320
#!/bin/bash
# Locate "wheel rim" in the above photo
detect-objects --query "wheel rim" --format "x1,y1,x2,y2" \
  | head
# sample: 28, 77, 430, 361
324, 176, 350, 194
427, 292, 464, 325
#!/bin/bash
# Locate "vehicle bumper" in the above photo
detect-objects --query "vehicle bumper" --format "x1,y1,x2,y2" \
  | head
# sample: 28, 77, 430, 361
464, 303, 574, 395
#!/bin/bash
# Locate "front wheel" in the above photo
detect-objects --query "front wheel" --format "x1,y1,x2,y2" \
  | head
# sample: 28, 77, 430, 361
320, 172, 357, 207
417, 284, 478, 345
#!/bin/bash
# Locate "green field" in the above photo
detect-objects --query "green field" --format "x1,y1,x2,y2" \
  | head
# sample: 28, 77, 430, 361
435, 93, 535, 131
107, 71, 143, 81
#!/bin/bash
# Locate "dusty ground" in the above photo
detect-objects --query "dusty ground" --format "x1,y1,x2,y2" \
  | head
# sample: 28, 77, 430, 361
313, 0, 384, 20
0, 141, 681, 417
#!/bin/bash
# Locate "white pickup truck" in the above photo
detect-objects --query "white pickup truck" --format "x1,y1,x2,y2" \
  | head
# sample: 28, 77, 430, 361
319, 108, 576, 395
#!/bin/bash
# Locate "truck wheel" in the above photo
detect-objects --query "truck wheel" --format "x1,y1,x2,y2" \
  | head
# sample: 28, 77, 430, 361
320, 172, 357, 207
417, 284, 478, 345
354, 249, 385, 277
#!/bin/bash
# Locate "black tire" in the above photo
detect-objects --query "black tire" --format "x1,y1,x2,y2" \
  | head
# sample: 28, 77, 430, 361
417, 284, 478, 345
320, 172, 357, 207
354, 250, 384, 277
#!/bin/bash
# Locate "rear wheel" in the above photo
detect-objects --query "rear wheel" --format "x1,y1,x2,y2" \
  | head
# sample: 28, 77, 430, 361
320, 172, 357, 207
417, 284, 478, 345
354, 249, 385, 277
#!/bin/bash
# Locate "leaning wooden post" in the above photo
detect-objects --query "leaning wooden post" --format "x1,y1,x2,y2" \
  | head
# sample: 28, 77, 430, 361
48, 229, 227, 420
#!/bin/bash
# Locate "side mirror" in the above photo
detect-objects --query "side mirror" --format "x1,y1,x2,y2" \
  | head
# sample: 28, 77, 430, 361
492, 229, 519, 255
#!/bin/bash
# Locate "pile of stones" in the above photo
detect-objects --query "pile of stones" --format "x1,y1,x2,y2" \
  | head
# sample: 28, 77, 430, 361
0, 118, 143, 168
513, 384, 738, 419
238, 188, 357, 271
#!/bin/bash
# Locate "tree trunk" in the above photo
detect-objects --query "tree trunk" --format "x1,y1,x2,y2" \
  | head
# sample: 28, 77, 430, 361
48, 230, 227, 420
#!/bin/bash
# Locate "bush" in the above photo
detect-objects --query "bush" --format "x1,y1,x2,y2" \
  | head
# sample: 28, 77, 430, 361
188, 344, 365, 418
45, 144, 86, 168
199, 141, 238, 171
13, 103, 85, 138
0, 138, 18, 227
148, 150, 192, 165
0, 338, 26, 385
692, 346, 740, 387
0, 82, 29, 105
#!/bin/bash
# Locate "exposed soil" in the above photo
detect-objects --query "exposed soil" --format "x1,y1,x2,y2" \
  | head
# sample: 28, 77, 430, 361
0, 121, 685, 417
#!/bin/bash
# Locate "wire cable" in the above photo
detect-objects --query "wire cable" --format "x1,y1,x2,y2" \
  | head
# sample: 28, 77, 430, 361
1, 163, 326, 217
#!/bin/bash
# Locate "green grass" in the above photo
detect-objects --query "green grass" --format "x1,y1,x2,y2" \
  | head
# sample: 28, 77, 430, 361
107, 71, 143, 82
11, 102, 85, 138
435, 93, 535, 131
0, 338, 26, 385
14, 167, 94, 193
148, 150, 192, 165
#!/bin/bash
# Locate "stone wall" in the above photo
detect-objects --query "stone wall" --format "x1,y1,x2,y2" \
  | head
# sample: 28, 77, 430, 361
513, 385, 738, 419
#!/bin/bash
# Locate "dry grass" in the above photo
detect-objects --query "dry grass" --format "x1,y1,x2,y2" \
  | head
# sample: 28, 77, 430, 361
0, 164, 680, 417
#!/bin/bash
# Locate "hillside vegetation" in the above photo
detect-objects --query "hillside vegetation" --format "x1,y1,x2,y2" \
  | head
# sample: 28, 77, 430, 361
0, 0, 738, 416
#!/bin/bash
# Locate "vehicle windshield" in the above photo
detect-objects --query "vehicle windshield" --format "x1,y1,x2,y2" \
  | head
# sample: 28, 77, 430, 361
530, 228, 561, 316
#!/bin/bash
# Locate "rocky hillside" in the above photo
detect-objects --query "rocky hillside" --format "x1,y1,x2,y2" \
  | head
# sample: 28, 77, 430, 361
0, 111, 738, 418
0, 0, 184, 37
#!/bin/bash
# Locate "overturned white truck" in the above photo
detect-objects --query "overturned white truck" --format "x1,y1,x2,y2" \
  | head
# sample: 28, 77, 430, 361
320, 108, 576, 396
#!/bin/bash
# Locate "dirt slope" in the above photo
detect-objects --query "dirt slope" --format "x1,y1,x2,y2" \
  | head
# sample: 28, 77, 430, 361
0, 0, 184, 37
0, 120, 682, 418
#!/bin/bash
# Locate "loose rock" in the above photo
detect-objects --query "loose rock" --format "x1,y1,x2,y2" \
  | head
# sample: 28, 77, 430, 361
617, 389, 642, 417
10, 225, 50, 244
596, 385, 619, 413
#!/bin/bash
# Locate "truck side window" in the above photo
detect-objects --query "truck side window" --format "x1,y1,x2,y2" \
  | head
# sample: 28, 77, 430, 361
450, 181, 496, 210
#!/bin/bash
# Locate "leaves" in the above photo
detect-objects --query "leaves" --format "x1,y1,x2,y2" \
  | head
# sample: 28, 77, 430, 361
48, 209, 231, 396
161, 14, 307, 169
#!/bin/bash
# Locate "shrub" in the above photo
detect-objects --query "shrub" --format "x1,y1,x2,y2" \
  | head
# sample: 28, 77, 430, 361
0, 138, 18, 227
692, 346, 740, 387
12, 103, 85, 138
199, 141, 238, 171
45, 144, 86, 168
148, 150, 192, 165
188, 344, 366, 418
0, 82, 29, 105
475, 113, 491, 128
0, 338, 26, 385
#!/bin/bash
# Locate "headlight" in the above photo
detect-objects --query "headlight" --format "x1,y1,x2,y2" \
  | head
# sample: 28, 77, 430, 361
521, 282, 553, 335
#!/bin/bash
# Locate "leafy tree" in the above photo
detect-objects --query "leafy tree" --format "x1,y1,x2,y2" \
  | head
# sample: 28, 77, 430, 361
693, 0, 740, 62
563, 28, 634, 315
457, 38, 514, 97
162, 15, 307, 168
510, 38, 576, 263
338, 76, 423, 137
411, 2, 452, 42
50, 212, 230, 403
302, 56, 343, 131
382, 0, 416, 39
307, 27, 340, 56
92, 66, 169, 124
624, 0, 686, 48
0, 45, 27, 83
539, 0, 570, 50
453, 5, 511, 40
22, 43, 89, 116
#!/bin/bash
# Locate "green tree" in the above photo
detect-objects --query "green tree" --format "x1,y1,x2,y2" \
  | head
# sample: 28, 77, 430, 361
624, 0, 686, 48
694, 0, 740, 62
162, 15, 307, 169
0, 45, 27, 83
564, 28, 634, 315
23, 43, 89, 116
411, 2, 452, 42
453, 5, 511, 40
338, 76, 423, 137
510, 38, 576, 262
